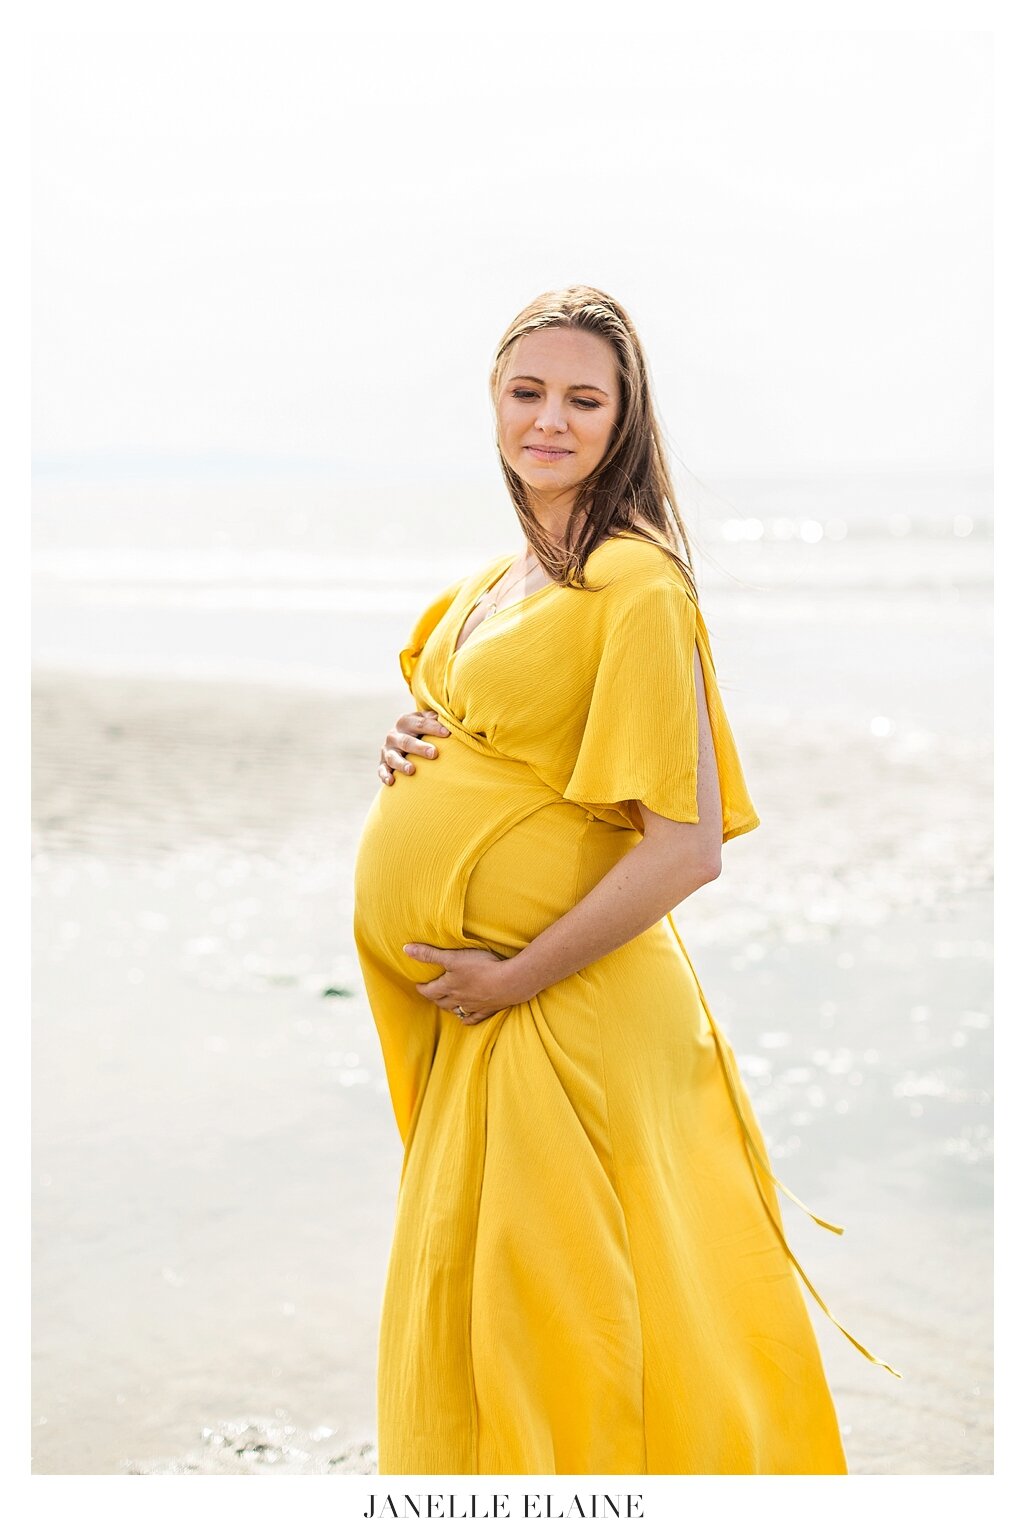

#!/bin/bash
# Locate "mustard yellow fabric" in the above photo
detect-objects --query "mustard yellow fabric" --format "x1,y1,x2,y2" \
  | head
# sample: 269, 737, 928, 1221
353, 532, 900, 1476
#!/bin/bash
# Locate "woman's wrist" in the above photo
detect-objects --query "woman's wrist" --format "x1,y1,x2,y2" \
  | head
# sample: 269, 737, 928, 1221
497, 949, 541, 1007
502, 923, 603, 1005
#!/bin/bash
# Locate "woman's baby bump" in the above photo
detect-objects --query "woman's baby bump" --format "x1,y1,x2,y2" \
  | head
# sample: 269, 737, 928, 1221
353, 730, 561, 958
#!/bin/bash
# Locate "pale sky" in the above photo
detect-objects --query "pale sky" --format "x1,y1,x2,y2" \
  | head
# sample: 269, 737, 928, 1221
31, 27, 992, 478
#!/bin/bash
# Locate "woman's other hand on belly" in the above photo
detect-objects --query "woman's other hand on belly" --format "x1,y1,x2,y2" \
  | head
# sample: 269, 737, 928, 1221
401, 942, 533, 1024
378, 708, 451, 785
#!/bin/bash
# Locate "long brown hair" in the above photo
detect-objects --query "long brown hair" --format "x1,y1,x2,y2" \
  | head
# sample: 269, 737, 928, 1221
489, 284, 698, 602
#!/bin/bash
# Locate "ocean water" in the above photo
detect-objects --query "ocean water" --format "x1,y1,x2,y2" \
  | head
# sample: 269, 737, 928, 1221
32, 469, 991, 720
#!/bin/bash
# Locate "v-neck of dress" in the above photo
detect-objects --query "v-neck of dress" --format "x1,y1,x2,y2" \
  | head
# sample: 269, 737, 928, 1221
450, 555, 559, 658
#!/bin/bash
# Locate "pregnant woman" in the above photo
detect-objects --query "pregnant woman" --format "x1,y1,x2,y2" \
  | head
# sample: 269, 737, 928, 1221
352, 285, 900, 1476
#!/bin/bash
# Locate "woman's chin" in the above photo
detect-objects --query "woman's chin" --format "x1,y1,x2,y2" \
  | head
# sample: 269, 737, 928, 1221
513, 464, 583, 497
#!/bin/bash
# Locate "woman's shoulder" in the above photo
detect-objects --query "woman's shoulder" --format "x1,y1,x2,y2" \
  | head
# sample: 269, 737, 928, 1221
587, 527, 696, 603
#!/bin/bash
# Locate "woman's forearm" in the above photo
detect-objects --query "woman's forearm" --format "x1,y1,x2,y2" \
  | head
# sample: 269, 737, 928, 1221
504, 837, 717, 1002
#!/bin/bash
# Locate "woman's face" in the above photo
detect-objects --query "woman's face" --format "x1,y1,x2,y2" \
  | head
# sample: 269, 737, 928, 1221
496, 327, 621, 507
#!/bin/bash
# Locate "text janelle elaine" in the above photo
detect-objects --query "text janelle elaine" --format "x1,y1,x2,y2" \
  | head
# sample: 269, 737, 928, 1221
364, 1496, 643, 1520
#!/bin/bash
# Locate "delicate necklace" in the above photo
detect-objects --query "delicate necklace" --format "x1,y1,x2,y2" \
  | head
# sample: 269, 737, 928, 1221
474, 551, 542, 620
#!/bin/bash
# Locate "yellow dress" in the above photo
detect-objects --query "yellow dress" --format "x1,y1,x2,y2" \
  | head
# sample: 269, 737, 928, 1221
352, 532, 900, 1476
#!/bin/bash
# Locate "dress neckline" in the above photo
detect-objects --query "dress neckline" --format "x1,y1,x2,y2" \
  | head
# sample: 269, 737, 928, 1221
448, 530, 669, 660
450, 555, 559, 658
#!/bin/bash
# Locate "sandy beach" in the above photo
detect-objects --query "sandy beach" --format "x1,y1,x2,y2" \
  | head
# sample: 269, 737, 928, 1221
32, 658, 992, 1475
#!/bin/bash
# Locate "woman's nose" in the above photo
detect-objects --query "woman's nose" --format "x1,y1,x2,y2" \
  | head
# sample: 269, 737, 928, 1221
535, 404, 567, 433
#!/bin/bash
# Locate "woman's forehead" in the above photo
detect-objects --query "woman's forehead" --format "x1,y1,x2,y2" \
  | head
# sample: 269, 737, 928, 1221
507, 327, 619, 385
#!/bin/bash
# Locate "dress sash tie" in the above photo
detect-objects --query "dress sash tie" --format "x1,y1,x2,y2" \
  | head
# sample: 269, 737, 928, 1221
665, 911, 903, 1380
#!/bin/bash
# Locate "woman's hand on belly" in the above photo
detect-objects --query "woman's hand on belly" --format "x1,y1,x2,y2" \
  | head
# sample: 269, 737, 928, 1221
401, 942, 533, 1024
378, 709, 451, 785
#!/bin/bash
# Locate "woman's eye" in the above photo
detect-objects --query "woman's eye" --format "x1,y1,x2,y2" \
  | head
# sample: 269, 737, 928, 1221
511, 388, 600, 409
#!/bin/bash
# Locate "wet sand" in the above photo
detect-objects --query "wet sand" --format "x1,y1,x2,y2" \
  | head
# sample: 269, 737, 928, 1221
31, 669, 992, 1474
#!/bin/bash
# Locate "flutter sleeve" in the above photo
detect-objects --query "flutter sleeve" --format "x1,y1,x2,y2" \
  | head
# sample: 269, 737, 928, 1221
562, 576, 760, 842
398, 574, 468, 691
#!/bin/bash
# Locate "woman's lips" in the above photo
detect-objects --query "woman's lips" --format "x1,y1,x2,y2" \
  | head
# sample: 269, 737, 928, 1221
525, 446, 572, 461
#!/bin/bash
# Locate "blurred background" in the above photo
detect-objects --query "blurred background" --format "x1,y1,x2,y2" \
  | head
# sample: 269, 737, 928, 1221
32, 26, 991, 1474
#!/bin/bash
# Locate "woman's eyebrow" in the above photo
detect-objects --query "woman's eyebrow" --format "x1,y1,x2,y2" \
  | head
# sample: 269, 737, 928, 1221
509, 374, 610, 397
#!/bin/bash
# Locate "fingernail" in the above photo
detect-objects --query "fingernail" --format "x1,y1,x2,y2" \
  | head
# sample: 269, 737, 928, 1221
426, 746, 437, 756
